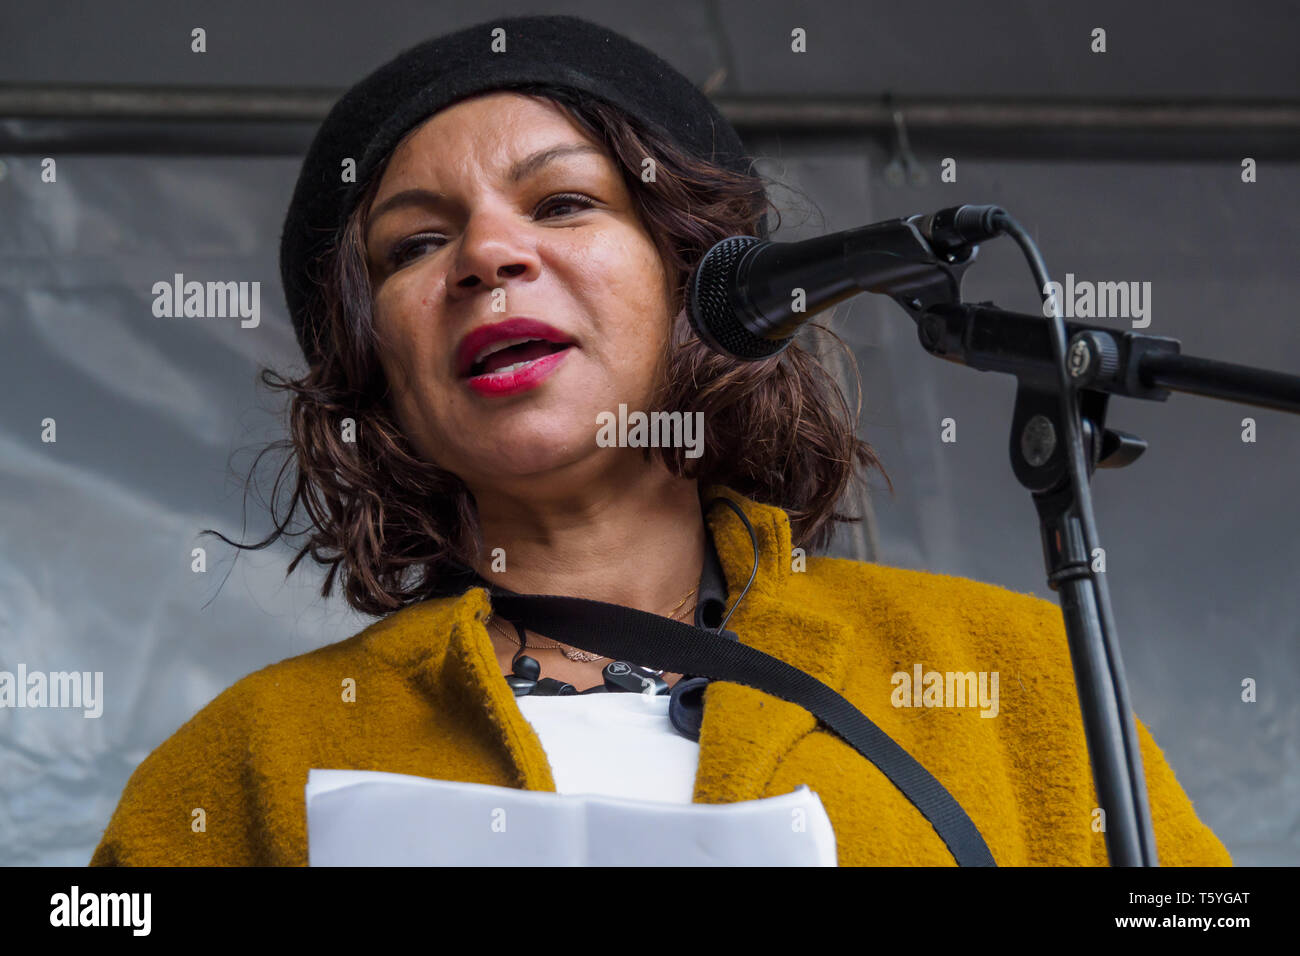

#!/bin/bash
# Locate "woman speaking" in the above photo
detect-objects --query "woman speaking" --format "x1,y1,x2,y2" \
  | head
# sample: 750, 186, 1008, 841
90, 14, 1230, 866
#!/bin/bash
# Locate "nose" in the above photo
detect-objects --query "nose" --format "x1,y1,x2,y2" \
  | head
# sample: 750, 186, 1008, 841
448, 207, 541, 295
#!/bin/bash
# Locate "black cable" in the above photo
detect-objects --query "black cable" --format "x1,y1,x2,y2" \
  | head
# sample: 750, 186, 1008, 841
990, 210, 1159, 867
704, 495, 759, 632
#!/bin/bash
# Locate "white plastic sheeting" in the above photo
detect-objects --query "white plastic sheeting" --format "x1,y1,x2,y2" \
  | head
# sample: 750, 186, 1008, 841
0, 154, 372, 864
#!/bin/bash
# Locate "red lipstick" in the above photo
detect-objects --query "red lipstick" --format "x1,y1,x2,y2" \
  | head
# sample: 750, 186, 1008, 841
463, 347, 571, 396
455, 317, 576, 397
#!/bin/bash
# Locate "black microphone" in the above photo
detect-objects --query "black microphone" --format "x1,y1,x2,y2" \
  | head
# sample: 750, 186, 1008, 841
686, 204, 1005, 361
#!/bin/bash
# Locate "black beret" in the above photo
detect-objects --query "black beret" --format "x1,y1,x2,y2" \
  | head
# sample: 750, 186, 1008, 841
278, 13, 767, 365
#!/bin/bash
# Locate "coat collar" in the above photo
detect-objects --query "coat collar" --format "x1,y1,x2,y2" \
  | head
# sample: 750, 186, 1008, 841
688, 485, 858, 804
363, 484, 857, 804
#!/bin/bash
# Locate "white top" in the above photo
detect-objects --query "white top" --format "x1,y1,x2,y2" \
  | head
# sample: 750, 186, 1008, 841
514, 692, 701, 803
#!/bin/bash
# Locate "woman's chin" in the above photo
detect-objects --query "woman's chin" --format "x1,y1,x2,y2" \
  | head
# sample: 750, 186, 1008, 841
468, 424, 601, 478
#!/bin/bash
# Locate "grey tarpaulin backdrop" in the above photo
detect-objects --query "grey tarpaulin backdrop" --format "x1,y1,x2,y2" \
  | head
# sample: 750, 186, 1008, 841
1, 1, 1296, 865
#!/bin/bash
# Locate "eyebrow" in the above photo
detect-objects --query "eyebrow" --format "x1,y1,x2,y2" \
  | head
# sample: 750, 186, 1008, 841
365, 142, 606, 244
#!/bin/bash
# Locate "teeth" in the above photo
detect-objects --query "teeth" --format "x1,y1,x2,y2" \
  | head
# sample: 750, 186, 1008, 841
488, 359, 535, 375
473, 336, 544, 367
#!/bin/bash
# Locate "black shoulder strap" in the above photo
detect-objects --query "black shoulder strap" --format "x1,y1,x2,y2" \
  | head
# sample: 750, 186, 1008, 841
487, 591, 997, 867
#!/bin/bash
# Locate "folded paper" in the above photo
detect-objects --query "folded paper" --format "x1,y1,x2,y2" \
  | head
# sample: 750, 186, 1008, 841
306, 769, 836, 866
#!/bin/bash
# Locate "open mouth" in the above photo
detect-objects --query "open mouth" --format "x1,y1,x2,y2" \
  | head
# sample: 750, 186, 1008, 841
465, 338, 574, 378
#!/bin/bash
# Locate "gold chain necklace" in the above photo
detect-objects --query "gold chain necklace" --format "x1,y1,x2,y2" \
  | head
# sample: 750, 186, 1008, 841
489, 585, 698, 662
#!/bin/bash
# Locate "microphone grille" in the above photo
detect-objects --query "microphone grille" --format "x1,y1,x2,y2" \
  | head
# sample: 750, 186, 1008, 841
687, 236, 791, 361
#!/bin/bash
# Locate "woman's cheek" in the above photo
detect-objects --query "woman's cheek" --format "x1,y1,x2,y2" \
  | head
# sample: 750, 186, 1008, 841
572, 227, 647, 279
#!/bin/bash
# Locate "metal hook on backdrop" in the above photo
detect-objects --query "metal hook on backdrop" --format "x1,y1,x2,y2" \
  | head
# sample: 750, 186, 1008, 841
882, 92, 927, 187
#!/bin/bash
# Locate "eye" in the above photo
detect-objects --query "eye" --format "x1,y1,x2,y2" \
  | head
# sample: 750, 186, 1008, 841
387, 234, 444, 267
385, 194, 596, 268
537, 192, 597, 218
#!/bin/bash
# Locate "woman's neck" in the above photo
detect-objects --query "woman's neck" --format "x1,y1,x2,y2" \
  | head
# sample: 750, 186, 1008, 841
468, 468, 707, 614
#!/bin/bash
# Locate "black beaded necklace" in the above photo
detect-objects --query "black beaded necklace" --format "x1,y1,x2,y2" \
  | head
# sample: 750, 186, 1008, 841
501, 619, 671, 697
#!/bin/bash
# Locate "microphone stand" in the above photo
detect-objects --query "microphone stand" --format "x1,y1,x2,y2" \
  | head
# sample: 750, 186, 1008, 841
697, 214, 1296, 863
891, 271, 1300, 865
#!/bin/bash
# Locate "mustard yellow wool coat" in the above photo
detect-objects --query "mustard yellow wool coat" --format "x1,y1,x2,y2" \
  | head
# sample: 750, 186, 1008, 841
90, 485, 1231, 866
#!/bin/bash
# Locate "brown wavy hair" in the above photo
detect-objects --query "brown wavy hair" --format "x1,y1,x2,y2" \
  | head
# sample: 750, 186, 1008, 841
205, 85, 892, 617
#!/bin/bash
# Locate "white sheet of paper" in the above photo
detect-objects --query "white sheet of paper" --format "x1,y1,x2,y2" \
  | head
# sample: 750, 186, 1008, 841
306, 769, 837, 866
